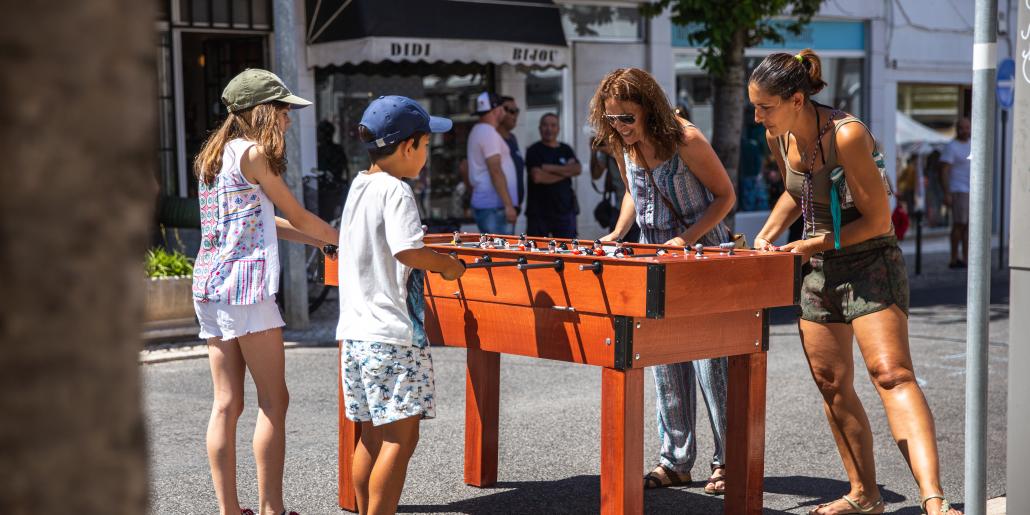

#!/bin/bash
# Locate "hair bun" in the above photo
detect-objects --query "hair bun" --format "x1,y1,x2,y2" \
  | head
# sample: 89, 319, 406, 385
798, 49, 827, 96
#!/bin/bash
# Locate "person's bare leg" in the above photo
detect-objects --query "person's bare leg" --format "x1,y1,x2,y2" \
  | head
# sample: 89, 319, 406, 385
949, 223, 961, 265
238, 328, 289, 515
354, 422, 382, 515
959, 224, 969, 265
852, 306, 962, 515
367, 416, 421, 515
206, 337, 247, 515
799, 321, 882, 515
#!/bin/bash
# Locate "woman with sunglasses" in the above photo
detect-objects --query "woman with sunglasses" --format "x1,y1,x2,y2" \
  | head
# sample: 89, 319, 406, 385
589, 67, 736, 494
749, 49, 960, 515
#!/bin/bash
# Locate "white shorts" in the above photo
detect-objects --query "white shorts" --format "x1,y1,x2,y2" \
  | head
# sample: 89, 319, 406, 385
194, 296, 285, 341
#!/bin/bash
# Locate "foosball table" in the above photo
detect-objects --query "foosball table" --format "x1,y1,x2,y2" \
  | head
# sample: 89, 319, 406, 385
328, 233, 799, 515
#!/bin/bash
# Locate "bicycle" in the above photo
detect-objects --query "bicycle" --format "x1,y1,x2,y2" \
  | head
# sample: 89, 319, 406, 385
303, 168, 347, 315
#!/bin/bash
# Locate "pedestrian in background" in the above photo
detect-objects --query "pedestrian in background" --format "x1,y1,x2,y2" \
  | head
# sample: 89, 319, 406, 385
590, 136, 640, 242
941, 117, 971, 268
467, 92, 518, 234
589, 67, 735, 495
525, 113, 580, 237
498, 96, 525, 216
750, 49, 961, 515
192, 69, 340, 515
338, 96, 465, 515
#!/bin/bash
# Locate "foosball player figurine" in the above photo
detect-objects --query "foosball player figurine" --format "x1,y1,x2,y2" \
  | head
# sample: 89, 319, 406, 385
694, 243, 705, 258
558, 241, 569, 251
547, 240, 557, 253
452, 231, 462, 246
593, 239, 605, 256
527, 240, 537, 251
479, 233, 490, 248
517, 233, 528, 251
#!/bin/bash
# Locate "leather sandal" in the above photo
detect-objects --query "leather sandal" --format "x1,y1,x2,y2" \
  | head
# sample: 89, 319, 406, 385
643, 464, 691, 489
703, 465, 726, 495
921, 494, 954, 514
809, 495, 884, 514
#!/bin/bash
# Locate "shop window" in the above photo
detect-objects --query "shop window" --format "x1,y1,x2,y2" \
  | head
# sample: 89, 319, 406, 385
675, 54, 865, 212
559, 4, 643, 41
315, 68, 489, 228
176, 0, 271, 29
157, 31, 178, 196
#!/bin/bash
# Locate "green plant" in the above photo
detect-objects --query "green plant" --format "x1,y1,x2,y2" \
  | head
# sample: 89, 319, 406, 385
145, 247, 194, 278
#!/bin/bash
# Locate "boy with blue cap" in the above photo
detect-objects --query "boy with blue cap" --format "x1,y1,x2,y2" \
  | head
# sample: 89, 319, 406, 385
337, 95, 465, 514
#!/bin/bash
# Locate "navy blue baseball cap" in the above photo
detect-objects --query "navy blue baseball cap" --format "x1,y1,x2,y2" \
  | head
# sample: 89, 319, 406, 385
359, 95, 452, 149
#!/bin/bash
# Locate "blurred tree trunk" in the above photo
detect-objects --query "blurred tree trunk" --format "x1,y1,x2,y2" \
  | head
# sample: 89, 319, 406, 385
710, 28, 747, 230
0, 0, 155, 513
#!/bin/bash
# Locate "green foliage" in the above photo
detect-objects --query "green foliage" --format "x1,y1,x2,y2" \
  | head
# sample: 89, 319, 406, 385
145, 247, 194, 278
641, 0, 824, 77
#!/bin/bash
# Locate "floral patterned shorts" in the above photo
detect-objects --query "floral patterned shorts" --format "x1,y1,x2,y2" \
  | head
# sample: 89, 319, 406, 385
341, 340, 436, 427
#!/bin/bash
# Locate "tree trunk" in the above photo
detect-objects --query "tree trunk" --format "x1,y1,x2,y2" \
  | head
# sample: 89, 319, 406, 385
0, 0, 154, 513
711, 28, 748, 230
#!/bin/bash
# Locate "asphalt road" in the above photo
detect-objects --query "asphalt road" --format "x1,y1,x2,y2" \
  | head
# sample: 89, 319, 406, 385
145, 257, 1009, 514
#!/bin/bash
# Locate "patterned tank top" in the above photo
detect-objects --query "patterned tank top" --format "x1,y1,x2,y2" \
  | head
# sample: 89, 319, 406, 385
192, 138, 280, 305
624, 148, 729, 246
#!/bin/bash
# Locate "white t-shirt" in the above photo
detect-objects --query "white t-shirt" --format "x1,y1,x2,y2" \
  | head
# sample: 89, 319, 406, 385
941, 139, 971, 193
336, 171, 425, 346
467, 122, 518, 209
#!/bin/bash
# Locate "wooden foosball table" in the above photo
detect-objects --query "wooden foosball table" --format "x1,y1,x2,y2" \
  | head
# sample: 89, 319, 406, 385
328, 233, 799, 515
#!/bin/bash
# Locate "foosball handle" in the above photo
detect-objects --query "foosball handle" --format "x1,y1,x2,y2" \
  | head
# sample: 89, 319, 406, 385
578, 260, 603, 275
517, 258, 564, 272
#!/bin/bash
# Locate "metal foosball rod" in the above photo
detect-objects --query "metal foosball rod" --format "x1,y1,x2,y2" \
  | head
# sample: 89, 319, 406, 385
464, 255, 528, 269
578, 261, 603, 274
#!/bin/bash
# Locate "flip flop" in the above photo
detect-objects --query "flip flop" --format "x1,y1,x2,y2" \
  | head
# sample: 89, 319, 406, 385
921, 494, 954, 514
643, 464, 691, 489
809, 495, 884, 514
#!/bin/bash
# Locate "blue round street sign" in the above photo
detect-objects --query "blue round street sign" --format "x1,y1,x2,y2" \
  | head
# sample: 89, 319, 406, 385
997, 57, 1015, 110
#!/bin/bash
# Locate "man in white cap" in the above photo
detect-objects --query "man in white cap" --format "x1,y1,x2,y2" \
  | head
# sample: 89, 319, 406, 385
466, 92, 518, 234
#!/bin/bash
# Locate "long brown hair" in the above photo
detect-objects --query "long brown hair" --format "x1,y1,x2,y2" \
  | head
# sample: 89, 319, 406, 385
588, 68, 683, 163
193, 101, 288, 185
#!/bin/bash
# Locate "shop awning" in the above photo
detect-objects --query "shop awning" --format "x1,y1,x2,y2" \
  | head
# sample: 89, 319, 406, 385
305, 0, 569, 69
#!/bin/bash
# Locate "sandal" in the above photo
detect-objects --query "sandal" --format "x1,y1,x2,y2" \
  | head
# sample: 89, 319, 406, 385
809, 495, 884, 514
703, 465, 726, 495
921, 494, 956, 514
643, 464, 691, 489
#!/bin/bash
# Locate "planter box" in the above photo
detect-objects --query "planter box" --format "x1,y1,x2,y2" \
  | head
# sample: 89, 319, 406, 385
143, 276, 198, 340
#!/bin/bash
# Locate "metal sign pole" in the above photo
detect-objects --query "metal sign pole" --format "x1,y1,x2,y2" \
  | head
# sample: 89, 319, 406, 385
964, 1, 998, 514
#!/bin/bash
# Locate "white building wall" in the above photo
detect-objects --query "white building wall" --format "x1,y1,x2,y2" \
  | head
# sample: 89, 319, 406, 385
571, 40, 647, 237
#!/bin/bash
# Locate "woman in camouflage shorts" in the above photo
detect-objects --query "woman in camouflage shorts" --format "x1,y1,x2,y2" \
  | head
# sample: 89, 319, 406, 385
748, 50, 961, 515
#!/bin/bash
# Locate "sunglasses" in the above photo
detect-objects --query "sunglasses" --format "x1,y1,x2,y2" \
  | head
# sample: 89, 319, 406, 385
604, 113, 636, 125
504, 106, 520, 115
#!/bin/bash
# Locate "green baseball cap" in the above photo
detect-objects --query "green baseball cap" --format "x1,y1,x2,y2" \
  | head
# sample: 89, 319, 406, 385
221, 68, 312, 113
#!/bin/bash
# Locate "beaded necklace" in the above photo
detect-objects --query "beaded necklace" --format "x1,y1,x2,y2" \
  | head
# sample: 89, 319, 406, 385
796, 105, 841, 239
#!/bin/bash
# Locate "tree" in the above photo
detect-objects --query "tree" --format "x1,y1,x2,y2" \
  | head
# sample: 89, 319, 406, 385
0, 0, 154, 512
642, 0, 824, 224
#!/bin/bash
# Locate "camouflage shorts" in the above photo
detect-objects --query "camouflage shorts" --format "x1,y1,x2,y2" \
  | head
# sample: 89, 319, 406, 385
800, 235, 909, 324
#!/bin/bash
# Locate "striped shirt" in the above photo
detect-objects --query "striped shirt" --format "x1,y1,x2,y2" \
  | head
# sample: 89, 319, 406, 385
624, 149, 728, 246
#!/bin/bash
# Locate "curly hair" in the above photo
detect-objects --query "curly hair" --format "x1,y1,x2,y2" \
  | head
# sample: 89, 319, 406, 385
194, 101, 289, 185
588, 68, 684, 163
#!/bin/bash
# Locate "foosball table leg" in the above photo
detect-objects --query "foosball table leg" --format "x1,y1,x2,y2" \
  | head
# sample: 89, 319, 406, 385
464, 347, 500, 487
600, 367, 644, 515
339, 342, 362, 512
724, 351, 768, 515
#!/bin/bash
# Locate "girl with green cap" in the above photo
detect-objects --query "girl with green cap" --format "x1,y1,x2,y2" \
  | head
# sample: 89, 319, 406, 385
192, 68, 338, 515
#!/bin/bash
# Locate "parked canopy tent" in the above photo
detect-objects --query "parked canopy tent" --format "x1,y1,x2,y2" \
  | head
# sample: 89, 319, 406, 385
306, 0, 569, 70
896, 110, 950, 150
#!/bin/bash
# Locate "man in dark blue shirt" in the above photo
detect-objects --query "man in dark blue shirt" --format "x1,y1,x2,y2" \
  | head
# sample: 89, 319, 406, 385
498, 96, 525, 215
525, 113, 580, 238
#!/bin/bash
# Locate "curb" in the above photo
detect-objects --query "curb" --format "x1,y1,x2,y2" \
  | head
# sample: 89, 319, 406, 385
139, 339, 337, 364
